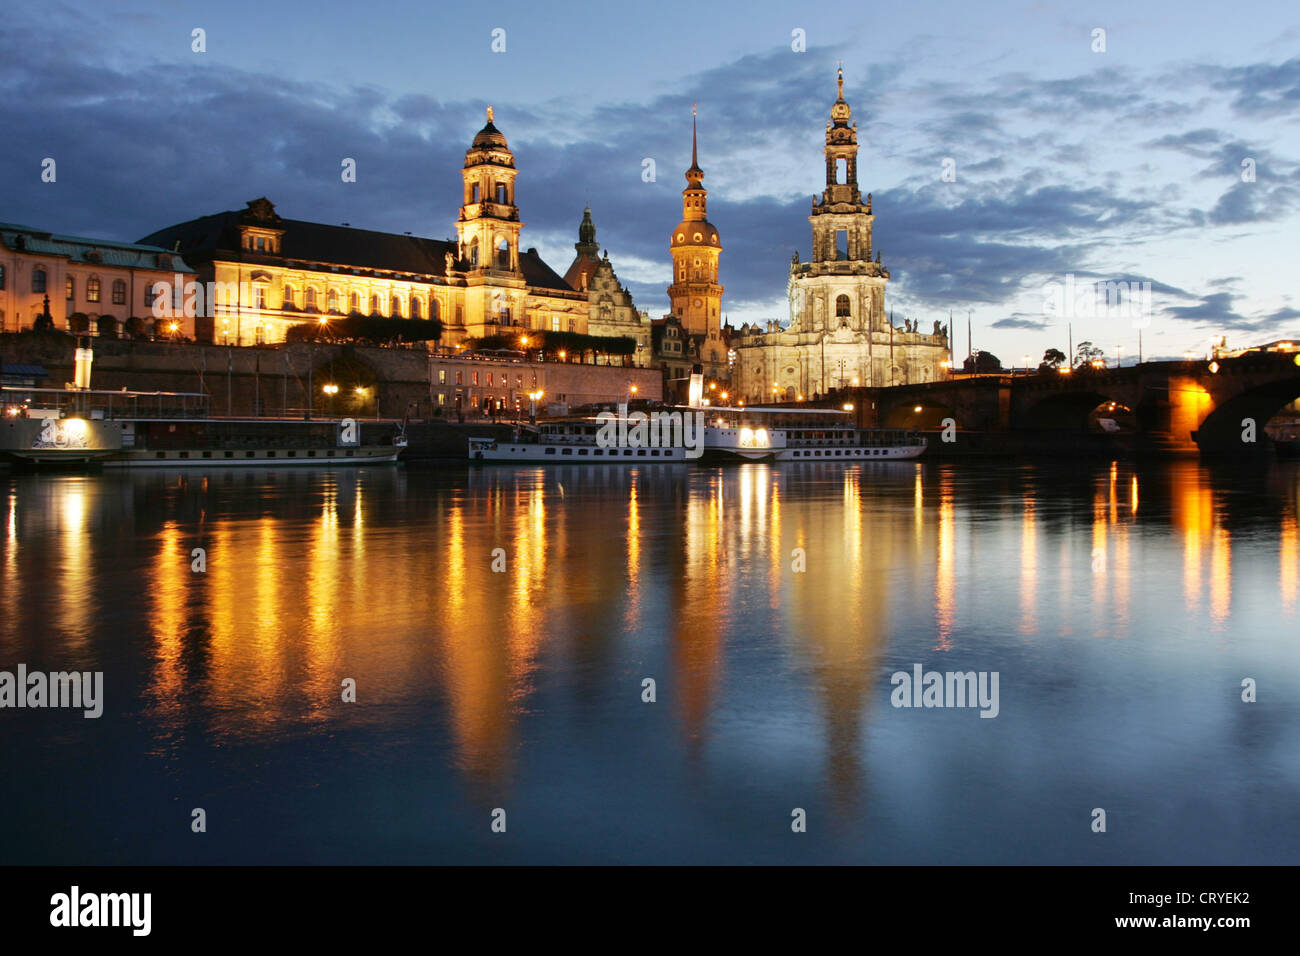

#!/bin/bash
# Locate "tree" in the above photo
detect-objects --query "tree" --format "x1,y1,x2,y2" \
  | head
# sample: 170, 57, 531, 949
963, 350, 1003, 373
96, 315, 118, 338
1074, 340, 1105, 368
67, 312, 90, 334
124, 316, 146, 339
1041, 347, 1067, 369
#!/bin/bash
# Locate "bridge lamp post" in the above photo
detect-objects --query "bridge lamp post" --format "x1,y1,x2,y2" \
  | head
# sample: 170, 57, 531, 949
1021, 353, 1031, 374
323, 383, 339, 419
1115, 345, 1122, 369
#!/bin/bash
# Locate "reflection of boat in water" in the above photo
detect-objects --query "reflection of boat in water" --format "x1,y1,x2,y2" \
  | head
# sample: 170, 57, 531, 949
1, 387, 404, 468
467, 405, 927, 464
1266, 422, 1300, 459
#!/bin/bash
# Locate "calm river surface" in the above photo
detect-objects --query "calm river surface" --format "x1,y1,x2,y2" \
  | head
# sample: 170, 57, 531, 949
2, 460, 1298, 864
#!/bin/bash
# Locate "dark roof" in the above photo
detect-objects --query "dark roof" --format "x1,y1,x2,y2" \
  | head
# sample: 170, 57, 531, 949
0, 223, 194, 272
138, 208, 576, 293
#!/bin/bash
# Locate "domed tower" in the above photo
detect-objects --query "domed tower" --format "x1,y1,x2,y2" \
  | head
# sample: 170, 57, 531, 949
457, 106, 522, 274
667, 106, 723, 342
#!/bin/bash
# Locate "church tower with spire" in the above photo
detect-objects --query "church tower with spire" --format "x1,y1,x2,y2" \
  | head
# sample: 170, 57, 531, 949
667, 106, 725, 372
726, 68, 951, 402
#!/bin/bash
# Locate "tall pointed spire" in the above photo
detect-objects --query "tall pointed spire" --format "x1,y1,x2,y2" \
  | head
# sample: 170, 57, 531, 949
691, 103, 699, 169
685, 103, 704, 186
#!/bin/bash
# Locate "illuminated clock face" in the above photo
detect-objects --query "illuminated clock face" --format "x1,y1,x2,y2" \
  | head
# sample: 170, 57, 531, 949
693, 298, 703, 308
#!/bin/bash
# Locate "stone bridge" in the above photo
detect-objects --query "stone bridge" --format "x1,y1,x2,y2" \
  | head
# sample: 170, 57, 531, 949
837, 353, 1300, 457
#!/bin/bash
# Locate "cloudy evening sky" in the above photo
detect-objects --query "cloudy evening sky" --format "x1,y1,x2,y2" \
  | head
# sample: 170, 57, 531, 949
3, 0, 1298, 362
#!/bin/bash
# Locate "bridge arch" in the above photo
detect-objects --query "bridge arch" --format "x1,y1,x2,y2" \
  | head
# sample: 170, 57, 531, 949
1023, 389, 1128, 431
1193, 377, 1300, 456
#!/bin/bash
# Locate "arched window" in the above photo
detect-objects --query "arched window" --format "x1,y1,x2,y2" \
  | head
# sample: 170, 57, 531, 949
410, 297, 421, 319
497, 239, 510, 270
471, 183, 480, 202
305, 287, 317, 309
66, 276, 74, 300
32, 269, 46, 293
429, 298, 439, 320
835, 295, 851, 318
283, 285, 295, 309
87, 277, 101, 302
349, 292, 360, 313
327, 289, 339, 313
391, 295, 402, 317
112, 279, 126, 304
370, 294, 380, 315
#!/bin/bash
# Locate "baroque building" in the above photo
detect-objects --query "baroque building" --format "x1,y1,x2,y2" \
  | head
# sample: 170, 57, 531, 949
0, 223, 196, 336
138, 109, 589, 347
729, 71, 950, 403
564, 207, 652, 366
666, 108, 727, 382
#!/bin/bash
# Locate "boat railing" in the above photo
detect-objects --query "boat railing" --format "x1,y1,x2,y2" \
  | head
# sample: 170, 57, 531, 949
1, 386, 210, 421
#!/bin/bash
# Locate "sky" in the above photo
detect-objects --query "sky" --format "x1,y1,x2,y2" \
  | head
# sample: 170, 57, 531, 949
2, 0, 1298, 362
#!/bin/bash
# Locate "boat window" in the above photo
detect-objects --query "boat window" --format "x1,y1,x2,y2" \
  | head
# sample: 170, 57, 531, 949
202, 451, 211, 459
562, 448, 573, 455
155, 452, 165, 459
650, 449, 659, 456
578, 449, 588, 455
594, 449, 603, 456
245, 451, 255, 457
224, 452, 233, 458
346, 450, 354, 457
637, 449, 646, 456
267, 451, 276, 458
307, 450, 316, 457
287, 451, 296, 457
545, 448, 556, 454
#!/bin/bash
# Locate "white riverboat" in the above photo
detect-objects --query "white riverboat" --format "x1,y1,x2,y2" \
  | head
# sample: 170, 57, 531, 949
467, 405, 926, 464
1, 387, 404, 468
468, 420, 693, 463
700, 406, 927, 462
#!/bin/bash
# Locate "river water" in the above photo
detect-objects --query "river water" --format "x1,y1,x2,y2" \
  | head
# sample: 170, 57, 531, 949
1, 460, 1298, 863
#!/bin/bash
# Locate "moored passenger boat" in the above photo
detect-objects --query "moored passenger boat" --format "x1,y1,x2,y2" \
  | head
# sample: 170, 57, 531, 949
700, 406, 927, 462
1, 387, 404, 468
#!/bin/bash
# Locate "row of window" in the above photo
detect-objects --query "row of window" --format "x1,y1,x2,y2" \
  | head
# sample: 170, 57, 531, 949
436, 369, 537, 388
7, 268, 133, 306
282, 287, 436, 319
153, 449, 357, 460
789, 449, 894, 458
541, 447, 675, 457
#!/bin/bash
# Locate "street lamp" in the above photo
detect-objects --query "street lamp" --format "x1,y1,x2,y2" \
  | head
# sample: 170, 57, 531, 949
1022, 353, 1031, 373
323, 383, 339, 418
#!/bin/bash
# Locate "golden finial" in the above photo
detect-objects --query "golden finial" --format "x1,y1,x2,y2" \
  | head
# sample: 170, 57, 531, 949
692, 101, 697, 116
837, 63, 844, 98
486, 105, 494, 122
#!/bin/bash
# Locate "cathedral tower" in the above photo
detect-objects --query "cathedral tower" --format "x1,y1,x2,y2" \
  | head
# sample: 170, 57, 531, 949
667, 106, 724, 348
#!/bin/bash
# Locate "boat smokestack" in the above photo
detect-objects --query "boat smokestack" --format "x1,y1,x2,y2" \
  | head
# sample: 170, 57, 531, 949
74, 338, 93, 390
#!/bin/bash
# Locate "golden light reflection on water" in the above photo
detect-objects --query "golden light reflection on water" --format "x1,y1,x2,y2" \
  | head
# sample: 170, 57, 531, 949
5, 459, 1298, 809
1282, 514, 1298, 613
